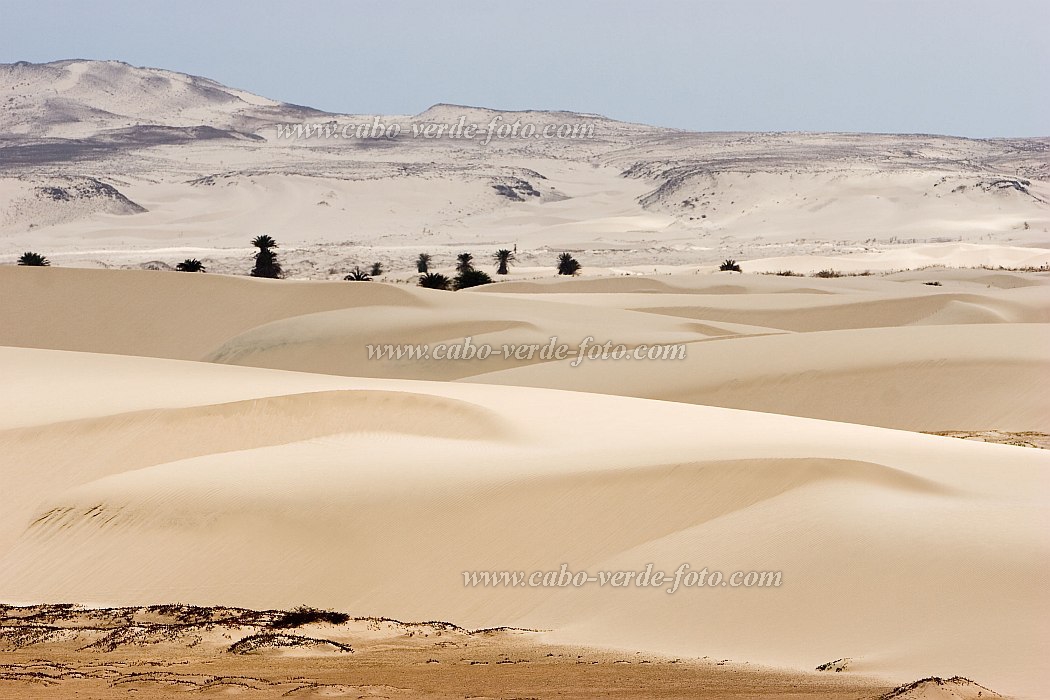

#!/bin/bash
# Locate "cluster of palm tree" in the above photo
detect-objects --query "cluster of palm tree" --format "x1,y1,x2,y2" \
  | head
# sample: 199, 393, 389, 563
11, 240, 587, 284
413, 249, 585, 287
451, 252, 493, 290
175, 236, 280, 276
719, 259, 742, 272
415, 250, 515, 290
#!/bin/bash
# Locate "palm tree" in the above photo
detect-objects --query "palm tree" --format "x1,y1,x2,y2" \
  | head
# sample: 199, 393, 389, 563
251, 234, 277, 250
17, 252, 50, 266
344, 266, 372, 281
250, 235, 282, 278
454, 268, 493, 290
369, 261, 384, 276
493, 249, 516, 275
719, 259, 742, 272
416, 253, 431, 273
456, 252, 474, 274
175, 258, 206, 272
557, 252, 581, 276
418, 272, 451, 290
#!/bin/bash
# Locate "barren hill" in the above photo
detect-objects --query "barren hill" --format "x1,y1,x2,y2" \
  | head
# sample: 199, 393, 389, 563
0, 60, 1047, 273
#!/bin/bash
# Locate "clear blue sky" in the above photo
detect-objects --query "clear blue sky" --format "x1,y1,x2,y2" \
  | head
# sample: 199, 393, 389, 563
2, 0, 1047, 136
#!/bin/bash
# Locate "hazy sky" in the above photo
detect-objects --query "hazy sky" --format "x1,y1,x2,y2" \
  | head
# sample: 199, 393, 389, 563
2, 0, 1047, 136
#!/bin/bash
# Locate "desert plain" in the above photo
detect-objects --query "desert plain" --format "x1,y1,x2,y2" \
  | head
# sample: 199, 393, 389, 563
0, 59, 1048, 699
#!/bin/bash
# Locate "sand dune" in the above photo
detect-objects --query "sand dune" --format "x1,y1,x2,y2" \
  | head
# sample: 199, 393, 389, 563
0, 266, 427, 360
5, 266, 1048, 352
2, 58, 1048, 698
0, 346, 1046, 696
0, 266, 721, 378
478, 272, 1050, 332
199, 293, 724, 380
470, 324, 1050, 431
3, 267, 1047, 438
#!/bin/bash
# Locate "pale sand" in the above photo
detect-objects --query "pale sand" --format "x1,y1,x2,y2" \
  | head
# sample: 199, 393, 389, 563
2, 59, 1049, 699
0, 324, 1046, 695
3, 266, 1047, 431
